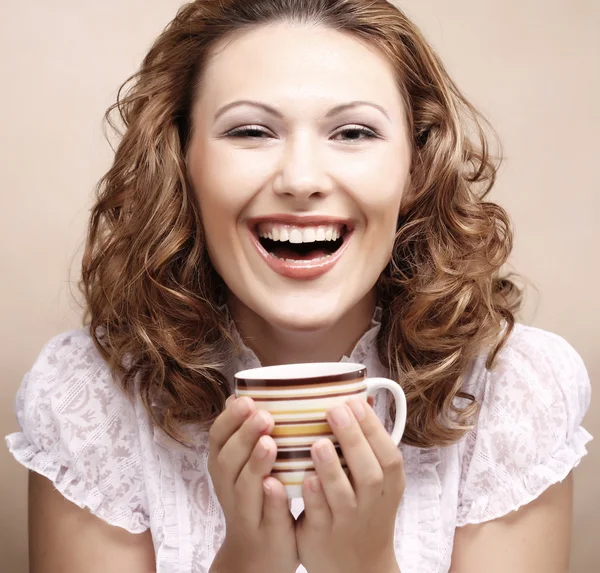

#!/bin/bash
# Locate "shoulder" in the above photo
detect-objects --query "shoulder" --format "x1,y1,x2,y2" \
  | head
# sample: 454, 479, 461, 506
13, 328, 139, 444
22, 326, 113, 386
6, 328, 150, 533
466, 323, 590, 421
456, 323, 592, 526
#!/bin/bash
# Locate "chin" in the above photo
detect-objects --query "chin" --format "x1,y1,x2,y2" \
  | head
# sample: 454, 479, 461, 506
258, 295, 348, 333
227, 283, 354, 334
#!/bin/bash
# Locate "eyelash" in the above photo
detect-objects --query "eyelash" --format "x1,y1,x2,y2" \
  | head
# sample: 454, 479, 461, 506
225, 124, 380, 141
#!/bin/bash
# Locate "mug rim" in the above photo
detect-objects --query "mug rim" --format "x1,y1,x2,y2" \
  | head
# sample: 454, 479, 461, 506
235, 362, 366, 384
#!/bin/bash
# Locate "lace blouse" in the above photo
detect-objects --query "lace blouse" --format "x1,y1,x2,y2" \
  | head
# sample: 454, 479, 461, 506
5, 315, 592, 573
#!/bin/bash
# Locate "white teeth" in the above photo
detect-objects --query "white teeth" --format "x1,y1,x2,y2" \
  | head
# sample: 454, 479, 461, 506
302, 228, 316, 243
257, 222, 346, 243
274, 254, 332, 262
289, 229, 303, 244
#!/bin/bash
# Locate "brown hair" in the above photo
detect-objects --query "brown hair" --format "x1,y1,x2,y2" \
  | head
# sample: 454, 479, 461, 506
81, 0, 521, 448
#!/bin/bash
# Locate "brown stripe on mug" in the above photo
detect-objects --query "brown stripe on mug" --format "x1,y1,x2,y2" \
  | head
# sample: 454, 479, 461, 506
236, 376, 364, 391
235, 368, 366, 387
276, 418, 328, 426
276, 446, 343, 460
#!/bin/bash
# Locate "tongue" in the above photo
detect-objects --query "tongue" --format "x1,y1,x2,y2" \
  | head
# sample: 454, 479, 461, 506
271, 245, 330, 260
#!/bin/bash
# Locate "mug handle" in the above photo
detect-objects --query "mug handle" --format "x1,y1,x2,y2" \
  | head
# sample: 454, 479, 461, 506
365, 378, 407, 445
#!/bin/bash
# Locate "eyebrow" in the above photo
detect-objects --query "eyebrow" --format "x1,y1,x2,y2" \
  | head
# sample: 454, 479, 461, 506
213, 99, 391, 122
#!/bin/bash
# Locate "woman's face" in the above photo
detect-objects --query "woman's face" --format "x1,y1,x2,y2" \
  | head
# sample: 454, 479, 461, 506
187, 22, 411, 332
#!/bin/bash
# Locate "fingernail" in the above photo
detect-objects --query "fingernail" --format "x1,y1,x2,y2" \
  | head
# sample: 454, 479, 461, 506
257, 436, 271, 459
348, 398, 366, 421
330, 404, 351, 428
225, 395, 236, 407
263, 480, 272, 496
254, 410, 272, 432
233, 398, 250, 418
316, 440, 335, 462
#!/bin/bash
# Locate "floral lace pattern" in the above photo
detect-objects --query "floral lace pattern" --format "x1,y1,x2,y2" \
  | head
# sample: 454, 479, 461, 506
6, 331, 150, 532
5, 318, 592, 573
456, 325, 592, 526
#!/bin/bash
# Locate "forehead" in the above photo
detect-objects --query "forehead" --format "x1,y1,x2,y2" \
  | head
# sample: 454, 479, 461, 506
197, 22, 403, 116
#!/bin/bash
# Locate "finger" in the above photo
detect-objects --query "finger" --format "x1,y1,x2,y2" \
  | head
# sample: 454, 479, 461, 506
209, 396, 256, 453
217, 409, 274, 488
225, 394, 236, 408
301, 475, 331, 529
327, 402, 383, 506
262, 476, 292, 528
311, 438, 356, 515
234, 435, 277, 523
346, 397, 405, 499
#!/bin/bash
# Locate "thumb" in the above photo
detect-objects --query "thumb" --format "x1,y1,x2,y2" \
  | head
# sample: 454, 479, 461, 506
262, 477, 291, 527
301, 476, 331, 528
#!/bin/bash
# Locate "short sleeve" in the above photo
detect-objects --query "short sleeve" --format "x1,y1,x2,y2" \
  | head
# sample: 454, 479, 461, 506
5, 329, 150, 533
456, 324, 592, 526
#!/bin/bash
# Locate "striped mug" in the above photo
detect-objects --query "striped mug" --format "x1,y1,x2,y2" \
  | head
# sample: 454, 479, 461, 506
234, 362, 407, 499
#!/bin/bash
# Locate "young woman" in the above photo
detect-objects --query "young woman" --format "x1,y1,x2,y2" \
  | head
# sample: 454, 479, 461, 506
6, 1, 592, 572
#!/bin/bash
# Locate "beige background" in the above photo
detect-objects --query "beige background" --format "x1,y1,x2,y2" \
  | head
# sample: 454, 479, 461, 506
0, 0, 597, 570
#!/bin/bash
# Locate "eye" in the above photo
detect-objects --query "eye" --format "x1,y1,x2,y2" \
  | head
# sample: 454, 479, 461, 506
225, 125, 273, 139
332, 124, 379, 142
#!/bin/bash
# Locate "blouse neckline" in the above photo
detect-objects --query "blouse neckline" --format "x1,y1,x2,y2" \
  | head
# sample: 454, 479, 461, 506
223, 305, 384, 377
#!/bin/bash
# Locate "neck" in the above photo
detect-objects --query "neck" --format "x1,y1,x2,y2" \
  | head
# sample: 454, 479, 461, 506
228, 292, 377, 366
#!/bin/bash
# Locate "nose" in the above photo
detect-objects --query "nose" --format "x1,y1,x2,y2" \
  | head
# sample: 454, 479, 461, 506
272, 131, 332, 201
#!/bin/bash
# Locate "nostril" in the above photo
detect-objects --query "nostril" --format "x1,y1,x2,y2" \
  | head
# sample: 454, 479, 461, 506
279, 188, 327, 199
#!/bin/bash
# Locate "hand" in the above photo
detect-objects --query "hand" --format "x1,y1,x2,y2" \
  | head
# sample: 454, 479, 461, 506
295, 397, 404, 573
208, 395, 299, 573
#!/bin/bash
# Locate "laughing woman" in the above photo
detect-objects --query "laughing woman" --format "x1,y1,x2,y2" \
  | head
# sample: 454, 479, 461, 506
5, 1, 592, 572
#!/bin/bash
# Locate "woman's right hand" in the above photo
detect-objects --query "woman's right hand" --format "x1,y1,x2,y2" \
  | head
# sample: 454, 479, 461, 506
208, 395, 299, 573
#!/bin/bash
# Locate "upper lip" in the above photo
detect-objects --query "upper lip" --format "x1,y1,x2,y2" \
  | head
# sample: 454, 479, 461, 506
247, 214, 355, 230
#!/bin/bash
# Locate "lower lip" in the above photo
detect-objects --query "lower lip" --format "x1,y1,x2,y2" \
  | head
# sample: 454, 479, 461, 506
249, 229, 353, 280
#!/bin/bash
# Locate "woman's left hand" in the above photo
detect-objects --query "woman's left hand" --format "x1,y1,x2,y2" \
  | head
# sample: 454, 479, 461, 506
295, 397, 404, 573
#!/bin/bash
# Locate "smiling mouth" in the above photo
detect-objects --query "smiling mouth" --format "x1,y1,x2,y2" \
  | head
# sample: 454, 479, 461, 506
254, 222, 350, 261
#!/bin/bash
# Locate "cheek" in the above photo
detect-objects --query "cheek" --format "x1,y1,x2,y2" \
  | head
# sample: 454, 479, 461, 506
190, 154, 248, 221
345, 165, 407, 225
191, 145, 275, 216
188, 170, 240, 267
336, 145, 410, 211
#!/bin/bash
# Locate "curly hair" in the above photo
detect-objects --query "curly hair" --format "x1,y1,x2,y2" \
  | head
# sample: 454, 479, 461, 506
81, 0, 521, 448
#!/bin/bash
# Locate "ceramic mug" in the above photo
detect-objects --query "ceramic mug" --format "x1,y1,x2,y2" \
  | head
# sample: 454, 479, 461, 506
234, 362, 407, 499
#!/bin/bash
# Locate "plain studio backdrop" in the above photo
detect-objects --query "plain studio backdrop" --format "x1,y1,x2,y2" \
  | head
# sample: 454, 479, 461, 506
0, 1, 598, 571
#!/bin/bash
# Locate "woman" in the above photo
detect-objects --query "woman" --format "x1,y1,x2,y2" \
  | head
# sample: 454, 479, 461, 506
6, 1, 592, 572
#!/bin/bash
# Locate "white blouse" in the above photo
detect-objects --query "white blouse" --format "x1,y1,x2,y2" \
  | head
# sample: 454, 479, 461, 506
5, 315, 592, 573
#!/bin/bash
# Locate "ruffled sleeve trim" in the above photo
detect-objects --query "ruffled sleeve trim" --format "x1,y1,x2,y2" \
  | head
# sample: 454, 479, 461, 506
456, 324, 593, 527
6, 431, 149, 533
5, 328, 150, 534
456, 424, 592, 526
